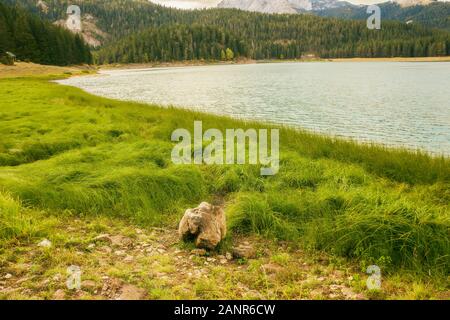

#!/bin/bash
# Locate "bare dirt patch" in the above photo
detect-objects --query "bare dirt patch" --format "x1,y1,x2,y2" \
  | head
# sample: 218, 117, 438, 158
0, 216, 369, 300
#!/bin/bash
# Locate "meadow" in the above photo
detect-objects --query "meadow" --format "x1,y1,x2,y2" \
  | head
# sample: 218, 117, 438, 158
0, 70, 449, 298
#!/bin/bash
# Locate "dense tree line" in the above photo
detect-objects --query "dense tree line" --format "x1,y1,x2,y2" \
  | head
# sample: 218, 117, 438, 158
97, 25, 247, 63
96, 6, 450, 63
4, 0, 450, 64
0, 2, 91, 65
2, 0, 185, 41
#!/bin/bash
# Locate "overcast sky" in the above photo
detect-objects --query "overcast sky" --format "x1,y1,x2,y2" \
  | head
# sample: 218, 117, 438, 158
149, 0, 449, 9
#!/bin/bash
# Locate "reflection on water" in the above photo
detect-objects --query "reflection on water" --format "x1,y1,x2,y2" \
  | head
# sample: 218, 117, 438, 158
59, 62, 450, 155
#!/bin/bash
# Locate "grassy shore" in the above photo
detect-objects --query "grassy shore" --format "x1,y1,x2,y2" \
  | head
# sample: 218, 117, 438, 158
0, 65, 449, 299
0, 62, 96, 79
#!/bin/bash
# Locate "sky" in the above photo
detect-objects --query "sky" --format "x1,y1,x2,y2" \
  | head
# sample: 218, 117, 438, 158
148, 0, 449, 9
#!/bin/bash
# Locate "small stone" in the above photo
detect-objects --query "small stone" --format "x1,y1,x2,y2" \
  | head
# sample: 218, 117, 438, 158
261, 263, 283, 274
329, 293, 340, 299
41, 279, 50, 286
87, 243, 96, 250
117, 284, 146, 300
82, 280, 97, 290
330, 284, 343, 291
110, 235, 132, 247
232, 244, 256, 259
16, 276, 33, 284
206, 257, 216, 262
225, 252, 233, 260
4, 273, 12, 279
310, 288, 324, 298
220, 259, 227, 264
38, 239, 52, 248
114, 250, 126, 256
341, 287, 358, 299
94, 234, 112, 243
53, 289, 66, 300
191, 248, 207, 256
317, 277, 326, 282
99, 246, 112, 254
355, 293, 365, 300
123, 255, 134, 263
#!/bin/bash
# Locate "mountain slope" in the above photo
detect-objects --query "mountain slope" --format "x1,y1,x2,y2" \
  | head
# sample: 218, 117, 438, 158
96, 9, 450, 64
316, 2, 450, 31
158, 0, 450, 31
217, 0, 356, 12
6, 0, 450, 62
218, 0, 297, 14
1, 0, 177, 45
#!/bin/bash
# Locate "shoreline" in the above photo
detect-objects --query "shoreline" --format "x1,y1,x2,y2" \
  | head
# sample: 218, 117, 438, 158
62, 63, 450, 158
57, 73, 450, 158
100, 56, 450, 70
329, 56, 450, 62
0, 62, 96, 79
2, 56, 450, 78
3, 62, 447, 157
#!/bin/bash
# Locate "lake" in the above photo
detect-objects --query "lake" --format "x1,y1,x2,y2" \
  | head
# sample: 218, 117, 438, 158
59, 62, 450, 155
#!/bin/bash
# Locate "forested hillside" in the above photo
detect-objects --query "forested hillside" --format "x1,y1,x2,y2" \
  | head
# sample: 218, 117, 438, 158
97, 25, 246, 63
97, 9, 450, 63
316, 2, 450, 32
2, 0, 184, 42
4, 0, 450, 64
0, 2, 91, 65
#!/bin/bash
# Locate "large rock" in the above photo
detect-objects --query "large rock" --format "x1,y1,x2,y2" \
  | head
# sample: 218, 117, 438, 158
178, 202, 226, 250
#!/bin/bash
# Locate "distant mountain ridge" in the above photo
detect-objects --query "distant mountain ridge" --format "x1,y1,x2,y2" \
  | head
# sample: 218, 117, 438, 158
217, 0, 355, 13
315, 1, 450, 31
151, 0, 445, 14
210, 0, 449, 31
218, 0, 297, 14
